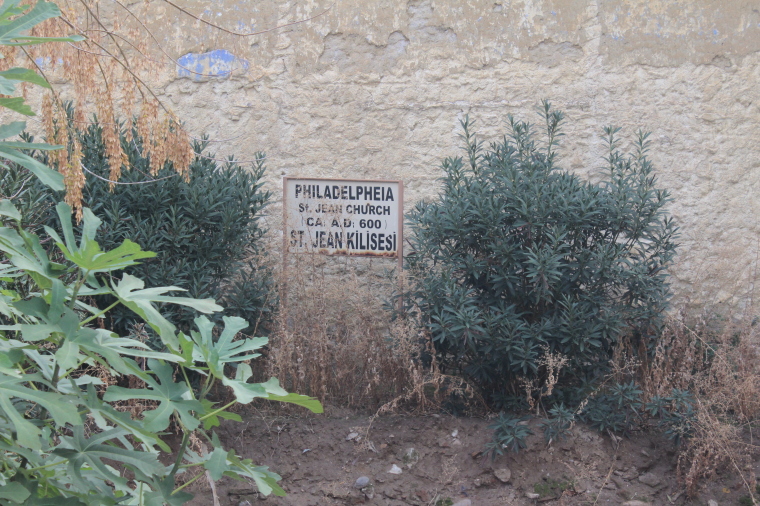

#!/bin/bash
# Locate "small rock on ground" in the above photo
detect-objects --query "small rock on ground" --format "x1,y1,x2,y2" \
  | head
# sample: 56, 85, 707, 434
622, 502, 651, 506
708, 501, 719, 506
452, 500, 471, 506
388, 464, 403, 474
637, 471, 661, 488
354, 476, 370, 488
494, 467, 511, 483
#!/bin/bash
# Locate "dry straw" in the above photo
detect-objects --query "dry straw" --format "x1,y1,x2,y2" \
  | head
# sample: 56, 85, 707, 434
638, 311, 760, 499
266, 254, 479, 415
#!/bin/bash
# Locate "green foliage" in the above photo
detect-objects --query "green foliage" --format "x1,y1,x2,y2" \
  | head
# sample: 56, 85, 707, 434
533, 477, 574, 499
405, 102, 678, 404
0, 200, 322, 504
645, 388, 695, 446
42, 112, 274, 338
580, 381, 643, 436
485, 413, 533, 456
0, 0, 83, 192
539, 403, 574, 443
0, 134, 53, 232
0, 5, 320, 502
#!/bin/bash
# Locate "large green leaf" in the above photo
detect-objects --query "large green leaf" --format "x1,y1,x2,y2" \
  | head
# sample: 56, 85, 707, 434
0, 482, 30, 503
266, 392, 324, 414
45, 203, 156, 273
189, 316, 265, 378
221, 364, 322, 413
0, 226, 66, 288
113, 274, 222, 351
51, 426, 163, 493
80, 384, 169, 453
0, 120, 24, 139
0, 1, 84, 46
0, 144, 63, 190
0, 198, 20, 220
0, 67, 50, 87
0, 96, 33, 115
225, 453, 285, 497
102, 359, 203, 432
0, 372, 81, 450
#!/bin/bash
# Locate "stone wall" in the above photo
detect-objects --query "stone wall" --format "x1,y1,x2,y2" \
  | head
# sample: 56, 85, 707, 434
114, 1, 760, 309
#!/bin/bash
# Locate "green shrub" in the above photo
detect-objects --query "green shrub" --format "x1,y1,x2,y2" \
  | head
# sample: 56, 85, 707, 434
43, 113, 273, 340
0, 199, 321, 504
0, 4, 321, 502
486, 412, 533, 456
405, 102, 678, 405
581, 381, 643, 436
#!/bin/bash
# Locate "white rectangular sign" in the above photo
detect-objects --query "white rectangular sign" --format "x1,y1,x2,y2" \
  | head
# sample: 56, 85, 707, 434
283, 178, 402, 257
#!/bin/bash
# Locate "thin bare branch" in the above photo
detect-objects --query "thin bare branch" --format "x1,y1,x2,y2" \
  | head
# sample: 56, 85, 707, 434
103, 1, 246, 78
159, 1, 332, 37
81, 163, 178, 185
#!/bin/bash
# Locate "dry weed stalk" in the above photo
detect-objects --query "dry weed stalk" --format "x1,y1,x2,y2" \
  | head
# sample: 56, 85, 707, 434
639, 312, 760, 498
267, 255, 418, 410
267, 256, 480, 414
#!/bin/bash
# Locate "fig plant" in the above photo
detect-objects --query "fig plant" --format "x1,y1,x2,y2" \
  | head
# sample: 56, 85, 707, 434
0, 2, 321, 504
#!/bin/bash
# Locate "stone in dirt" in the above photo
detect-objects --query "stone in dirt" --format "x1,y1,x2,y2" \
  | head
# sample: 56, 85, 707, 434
708, 501, 718, 506
573, 480, 590, 494
388, 464, 403, 474
622, 502, 651, 506
494, 467, 511, 483
346, 432, 359, 441
452, 500, 471, 506
354, 476, 370, 488
526, 492, 540, 499
637, 472, 661, 487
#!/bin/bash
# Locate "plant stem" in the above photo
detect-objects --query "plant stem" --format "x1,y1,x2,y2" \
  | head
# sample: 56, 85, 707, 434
81, 301, 119, 325
170, 470, 204, 495
67, 271, 87, 310
198, 400, 236, 422
169, 430, 190, 478
26, 459, 67, 472
180, 366, 194, 398
58, 357, 90, 380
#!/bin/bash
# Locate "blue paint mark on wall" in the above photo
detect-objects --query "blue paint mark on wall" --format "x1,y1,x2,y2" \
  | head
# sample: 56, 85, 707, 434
177, 49, 249, 80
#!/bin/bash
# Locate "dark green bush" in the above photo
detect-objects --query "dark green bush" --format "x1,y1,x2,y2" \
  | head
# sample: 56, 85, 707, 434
486, 413, 533, 457
405, 102, 678, 405
41, 115, 274, 340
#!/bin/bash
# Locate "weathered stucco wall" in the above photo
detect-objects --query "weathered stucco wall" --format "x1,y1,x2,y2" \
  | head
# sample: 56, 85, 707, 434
136, 0, 759, 309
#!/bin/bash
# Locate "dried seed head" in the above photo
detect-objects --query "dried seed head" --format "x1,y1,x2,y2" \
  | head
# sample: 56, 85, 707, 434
65, 137, 85, 222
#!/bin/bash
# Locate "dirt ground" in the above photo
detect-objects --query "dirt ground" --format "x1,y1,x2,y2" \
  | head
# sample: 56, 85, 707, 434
187, 407, 756, 506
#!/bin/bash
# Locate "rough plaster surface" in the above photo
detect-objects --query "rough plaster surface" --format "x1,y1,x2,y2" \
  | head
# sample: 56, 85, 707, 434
113, 1, 760, 308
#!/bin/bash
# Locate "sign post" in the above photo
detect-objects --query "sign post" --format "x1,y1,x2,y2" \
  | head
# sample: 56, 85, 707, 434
282, 178, 404, 310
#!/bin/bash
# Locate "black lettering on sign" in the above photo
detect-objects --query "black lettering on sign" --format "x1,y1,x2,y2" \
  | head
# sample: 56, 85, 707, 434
289, 229, 305, 247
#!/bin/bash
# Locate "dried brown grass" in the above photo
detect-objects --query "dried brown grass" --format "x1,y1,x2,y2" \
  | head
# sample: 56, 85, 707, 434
266, 255, 478, 414
639, 311, 760, 499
